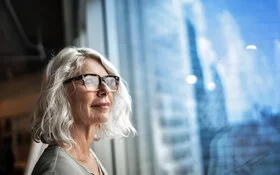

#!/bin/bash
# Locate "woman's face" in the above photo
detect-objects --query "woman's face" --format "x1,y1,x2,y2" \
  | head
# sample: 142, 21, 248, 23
68, 58, 114, 126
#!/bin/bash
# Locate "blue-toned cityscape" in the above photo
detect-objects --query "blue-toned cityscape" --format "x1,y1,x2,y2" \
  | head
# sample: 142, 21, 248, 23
118, 0, 280, 174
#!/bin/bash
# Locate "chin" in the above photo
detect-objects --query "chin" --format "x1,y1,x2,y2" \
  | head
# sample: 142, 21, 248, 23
101, 118, 109, 123
97, 115, 109, 123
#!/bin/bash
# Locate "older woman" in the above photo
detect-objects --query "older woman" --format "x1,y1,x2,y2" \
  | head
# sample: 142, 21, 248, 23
31, 47, 136, 175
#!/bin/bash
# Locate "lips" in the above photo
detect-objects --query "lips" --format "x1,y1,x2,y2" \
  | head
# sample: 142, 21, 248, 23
91, 102, 111, 108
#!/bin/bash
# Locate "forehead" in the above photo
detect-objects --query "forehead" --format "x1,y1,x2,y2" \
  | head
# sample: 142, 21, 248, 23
81, 58, 108, 76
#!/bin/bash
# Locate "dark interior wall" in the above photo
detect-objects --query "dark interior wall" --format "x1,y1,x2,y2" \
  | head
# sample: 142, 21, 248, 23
0, 0, 65, 82
9, 0, 65, 52
0, 0, 24, 55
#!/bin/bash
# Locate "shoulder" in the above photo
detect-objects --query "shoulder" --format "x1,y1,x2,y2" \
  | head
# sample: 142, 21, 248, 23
32, 146, 88, 175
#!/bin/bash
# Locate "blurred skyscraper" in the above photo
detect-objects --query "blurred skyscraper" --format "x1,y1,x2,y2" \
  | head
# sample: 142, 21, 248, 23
185, 19, 210, 174
118, 0, 204, 174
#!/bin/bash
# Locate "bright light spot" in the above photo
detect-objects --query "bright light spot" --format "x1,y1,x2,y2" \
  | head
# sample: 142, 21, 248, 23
246, 45, 257, 50
207, 82, 216, 91
186, 75, 197, 85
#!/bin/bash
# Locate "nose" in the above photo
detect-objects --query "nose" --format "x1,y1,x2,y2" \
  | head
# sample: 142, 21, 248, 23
97, 81, 110, 96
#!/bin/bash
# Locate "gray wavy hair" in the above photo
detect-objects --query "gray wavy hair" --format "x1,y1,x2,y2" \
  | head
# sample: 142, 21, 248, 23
31, 47, 136, 146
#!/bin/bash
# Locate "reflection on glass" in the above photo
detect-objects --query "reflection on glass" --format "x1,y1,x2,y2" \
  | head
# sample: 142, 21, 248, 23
207, 82, 216, 91
186, 75, 198, 85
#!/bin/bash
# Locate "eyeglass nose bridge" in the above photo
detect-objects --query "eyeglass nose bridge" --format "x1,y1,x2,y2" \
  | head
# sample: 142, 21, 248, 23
100, 76, 107, 83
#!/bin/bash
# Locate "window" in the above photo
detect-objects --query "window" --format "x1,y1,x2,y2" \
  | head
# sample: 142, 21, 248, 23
109, 0, 280, 174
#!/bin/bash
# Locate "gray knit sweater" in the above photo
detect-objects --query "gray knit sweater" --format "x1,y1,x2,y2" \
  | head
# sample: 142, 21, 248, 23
31, 146, 108, 175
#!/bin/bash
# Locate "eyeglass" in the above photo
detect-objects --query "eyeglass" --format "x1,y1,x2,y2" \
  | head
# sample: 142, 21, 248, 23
63, 74, 119, 92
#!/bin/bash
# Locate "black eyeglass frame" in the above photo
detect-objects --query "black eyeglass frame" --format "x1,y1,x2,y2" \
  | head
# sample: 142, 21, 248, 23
63, 73, 119, 92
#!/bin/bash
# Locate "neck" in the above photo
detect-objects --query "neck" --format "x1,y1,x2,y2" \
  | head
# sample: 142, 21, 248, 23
62, 123, 99, 162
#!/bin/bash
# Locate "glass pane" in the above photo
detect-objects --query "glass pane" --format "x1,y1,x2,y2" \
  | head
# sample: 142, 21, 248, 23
114, 0, 280, 174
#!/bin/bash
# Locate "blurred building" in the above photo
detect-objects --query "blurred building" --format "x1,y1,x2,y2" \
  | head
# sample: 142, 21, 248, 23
141, 1, 203, 174
185, 20, 211, 174
185, 19, 229, 174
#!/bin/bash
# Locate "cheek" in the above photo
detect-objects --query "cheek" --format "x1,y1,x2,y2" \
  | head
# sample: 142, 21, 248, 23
108, 94, 114, 114
109, 93, 114, 104
78, 94, 93, 110
69, 92, 93, 114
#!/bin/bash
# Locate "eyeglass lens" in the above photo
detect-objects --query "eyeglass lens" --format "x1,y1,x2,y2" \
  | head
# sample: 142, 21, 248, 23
83, 75, 117, 91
